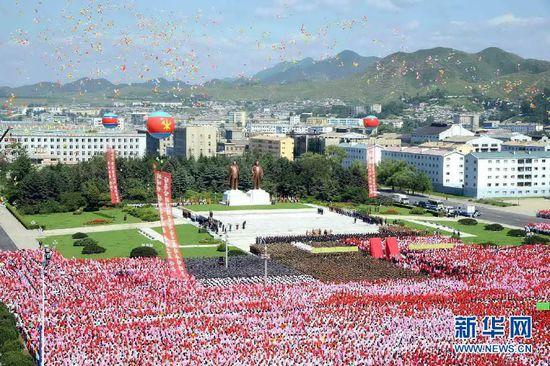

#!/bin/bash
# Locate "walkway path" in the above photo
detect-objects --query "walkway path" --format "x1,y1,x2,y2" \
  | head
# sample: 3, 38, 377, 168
0, 205, 38, 250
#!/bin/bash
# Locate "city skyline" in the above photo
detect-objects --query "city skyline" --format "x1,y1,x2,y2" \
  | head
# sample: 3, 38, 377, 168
0, 0, 549, 86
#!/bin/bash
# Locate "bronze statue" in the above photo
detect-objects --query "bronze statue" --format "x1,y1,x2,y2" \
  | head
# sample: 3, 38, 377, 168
229, 161, 239, 190
252, 160, 264, 190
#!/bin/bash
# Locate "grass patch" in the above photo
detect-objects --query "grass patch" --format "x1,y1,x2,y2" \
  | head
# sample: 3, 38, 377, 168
311, 246, 359, 253
22, 208, 142, 230
42, 228, 242, 259
152, 224, 222, 245
184, 203, 308, 212
474, 198, 517, 207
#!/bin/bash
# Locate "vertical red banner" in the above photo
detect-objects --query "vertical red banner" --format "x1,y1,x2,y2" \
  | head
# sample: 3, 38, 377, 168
105, 148, 121, 204
367, 145, 377, 198
154, 170, 187, 279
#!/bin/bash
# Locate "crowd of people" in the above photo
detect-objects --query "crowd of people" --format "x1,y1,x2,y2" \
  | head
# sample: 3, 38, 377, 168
536, 209, 550, 219
328, 205, 384, 225
0, 240, 546, 365
525, 222, 550, 235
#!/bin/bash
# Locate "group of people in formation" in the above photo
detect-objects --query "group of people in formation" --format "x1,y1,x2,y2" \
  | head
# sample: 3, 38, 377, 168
0, 236, 546, 365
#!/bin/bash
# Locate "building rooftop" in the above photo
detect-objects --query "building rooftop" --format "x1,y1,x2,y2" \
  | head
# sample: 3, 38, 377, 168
383, 146, 459, 156
413, 123, 452, 135
469, 151, 550, 159
501, 140, 549, 147
250, 134, 292, 141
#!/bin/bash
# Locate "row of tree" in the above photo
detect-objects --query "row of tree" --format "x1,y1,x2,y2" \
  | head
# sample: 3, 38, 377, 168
0, 147, 432, 214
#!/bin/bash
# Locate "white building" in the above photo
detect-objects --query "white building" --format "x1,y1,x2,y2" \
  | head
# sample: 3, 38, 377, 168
411, 123, 474, 144
371, 104, 382, 114
248, 123, 307, 135
338, 143, 382, 168
464, 151, 550, 198
1, 130, 146, 165
444, 136, 502, 152
453, 113, 480, 130
231, 111, 247, 126
382, 147, 465, 193
327, 117, 363, 128
289, 115, 301, 125
501, 139, 550, 152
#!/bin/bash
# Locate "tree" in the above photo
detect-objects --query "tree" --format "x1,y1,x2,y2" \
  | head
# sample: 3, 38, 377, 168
324, 145, 347, 165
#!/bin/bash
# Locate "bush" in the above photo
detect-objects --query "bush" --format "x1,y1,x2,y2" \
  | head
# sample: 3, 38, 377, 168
380, 208, 399, 215
458, 218, 478, 226
84, 218, 112, 225
0, 326, 18, 345
81, 244, 106, 254
73, 238, 98, 247
523, 235, 549, 245
123, 206, 159, 222
37, 200, 63, 214
130, 247, 158, 258
0, 351, 35, 366
409, 207, 426, 215
72, 232, 88, 239
1, 339, 23, 354
59, 192, 86, 212
216, 242, 227, 252
484, 223, 504, 231
507, 229, 526, 237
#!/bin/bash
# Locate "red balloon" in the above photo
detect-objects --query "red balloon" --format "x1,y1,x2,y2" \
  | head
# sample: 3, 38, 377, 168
147, 111, 175, 139
363, 115, 379, 128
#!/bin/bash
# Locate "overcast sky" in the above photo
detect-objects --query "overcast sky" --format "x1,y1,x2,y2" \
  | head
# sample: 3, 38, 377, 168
0, 0, 548, 86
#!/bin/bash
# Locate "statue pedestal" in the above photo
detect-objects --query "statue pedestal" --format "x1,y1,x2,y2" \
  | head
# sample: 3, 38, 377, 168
222, 190, 250, 206
222, 189, 271, 206
247, 189, 271, 205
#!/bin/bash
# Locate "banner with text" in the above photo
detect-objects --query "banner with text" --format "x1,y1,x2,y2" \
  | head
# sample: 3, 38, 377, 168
367, 145, 378, 198
105, 148, 121, 204
154, 170, 187, 279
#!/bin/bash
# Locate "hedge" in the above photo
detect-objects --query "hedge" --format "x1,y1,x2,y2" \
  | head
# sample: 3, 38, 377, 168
130, 247, 158, 258
409, 207, 426, 215
523, 235, 549, 245
5, 204, 40, 230
0, 304, 34, 366
71, 232, 88, 239
484, 223, 504, 231
507, 229, 526, 237
81, 244, 106, 254
73, 238, 98, 247
122, 206, 159, 222
458, 218, 477, 226
216, 243, 227, 252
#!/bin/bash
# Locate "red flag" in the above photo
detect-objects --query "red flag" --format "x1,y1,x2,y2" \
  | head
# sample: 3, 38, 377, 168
105, 148, 121, 204
154, 170, 187, 279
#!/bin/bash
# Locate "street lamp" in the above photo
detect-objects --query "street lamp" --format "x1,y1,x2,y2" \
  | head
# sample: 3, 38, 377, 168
261, 238, 269, 286
39, 245, 53, 366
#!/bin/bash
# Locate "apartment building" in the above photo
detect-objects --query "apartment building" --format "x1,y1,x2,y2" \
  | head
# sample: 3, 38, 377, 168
172, 125, 217, 159
382, 147, 465, 193
338, 143, 382, 168
250, 134, 294, 161
464, 151, 550, 198
0, 130, 146, 164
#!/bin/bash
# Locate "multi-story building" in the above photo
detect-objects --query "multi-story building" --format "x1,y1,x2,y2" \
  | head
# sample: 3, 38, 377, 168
501, 139, 550, 152
306, 117, 328, 126
382, 147, 465, 193
411, 123, 474, 144
453, 113, 480, 130
498, 123, 544, 134
443, 136, 502, 152
250, 134, 294, 161
248, 123, 307, 135
172, 125, 217, 159
217, 141, 247, 157
338, 143, 382, 168
1, 130, 146, 165
231, 111, 247, 127
370, 104, 382, 114
464, 151, 550, 198
327, 117, 362, 128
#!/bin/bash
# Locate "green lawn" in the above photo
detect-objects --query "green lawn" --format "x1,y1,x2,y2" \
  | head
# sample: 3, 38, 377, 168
42, 227, 242, 259
354, 204, 431, 216
153, 224, 223, 245
42, 229, 165, 259
401, 219, 550, 246
22, 208, 142, 230
184, 202, 308, 212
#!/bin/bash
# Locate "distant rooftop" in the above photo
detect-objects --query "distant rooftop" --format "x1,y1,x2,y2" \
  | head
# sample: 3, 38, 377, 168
469, 151, 550, 159
383, 146, 458, 156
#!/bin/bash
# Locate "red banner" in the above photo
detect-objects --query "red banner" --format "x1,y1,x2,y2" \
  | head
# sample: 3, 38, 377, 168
367, 145, 377, 198
105, 148, 121, 204
154, 170, 187, 279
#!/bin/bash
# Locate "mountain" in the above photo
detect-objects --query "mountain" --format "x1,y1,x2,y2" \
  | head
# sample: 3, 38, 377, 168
253, 50, 379, 84
0, 47, 548, 103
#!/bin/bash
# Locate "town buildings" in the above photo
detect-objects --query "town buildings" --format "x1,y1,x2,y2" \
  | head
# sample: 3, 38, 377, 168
250, 134, 294, 161
172, 125, 217, 159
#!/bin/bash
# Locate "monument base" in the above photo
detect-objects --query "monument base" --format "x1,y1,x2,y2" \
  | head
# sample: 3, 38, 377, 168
222, 189, 271, 206
222, 190, 250, 206
247, 189, 271, 205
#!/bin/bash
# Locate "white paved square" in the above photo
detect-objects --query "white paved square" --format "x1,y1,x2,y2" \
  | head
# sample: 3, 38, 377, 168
210, 208, 379, 252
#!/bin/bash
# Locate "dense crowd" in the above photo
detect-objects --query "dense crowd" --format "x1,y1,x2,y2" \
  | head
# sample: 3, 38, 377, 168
328, 205, 384, 225
0, 242, 547, 365
526, 222, 550, 235
536, 209, 550, 219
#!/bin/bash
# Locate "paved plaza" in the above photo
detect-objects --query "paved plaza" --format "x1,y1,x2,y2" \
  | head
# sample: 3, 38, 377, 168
209, 208, 379, 252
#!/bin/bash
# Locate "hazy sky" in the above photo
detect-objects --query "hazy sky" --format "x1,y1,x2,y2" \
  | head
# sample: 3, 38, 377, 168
0, 0, 548, 86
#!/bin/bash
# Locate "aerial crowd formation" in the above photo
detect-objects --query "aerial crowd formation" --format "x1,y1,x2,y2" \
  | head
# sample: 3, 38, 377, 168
0, 235, 547, 365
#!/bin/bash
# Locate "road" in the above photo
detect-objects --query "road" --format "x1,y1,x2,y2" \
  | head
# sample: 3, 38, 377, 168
0, 225, 17, 251
379, 191, 549, 228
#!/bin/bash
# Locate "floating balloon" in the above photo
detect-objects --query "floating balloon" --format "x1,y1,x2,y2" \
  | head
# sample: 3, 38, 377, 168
102, 113, 119, 128
147, 111, 174, 139
363, 115, 379, 128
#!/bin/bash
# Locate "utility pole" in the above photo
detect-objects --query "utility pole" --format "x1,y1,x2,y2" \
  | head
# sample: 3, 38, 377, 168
39, 246, 52, 366
224, 233, 228, 269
